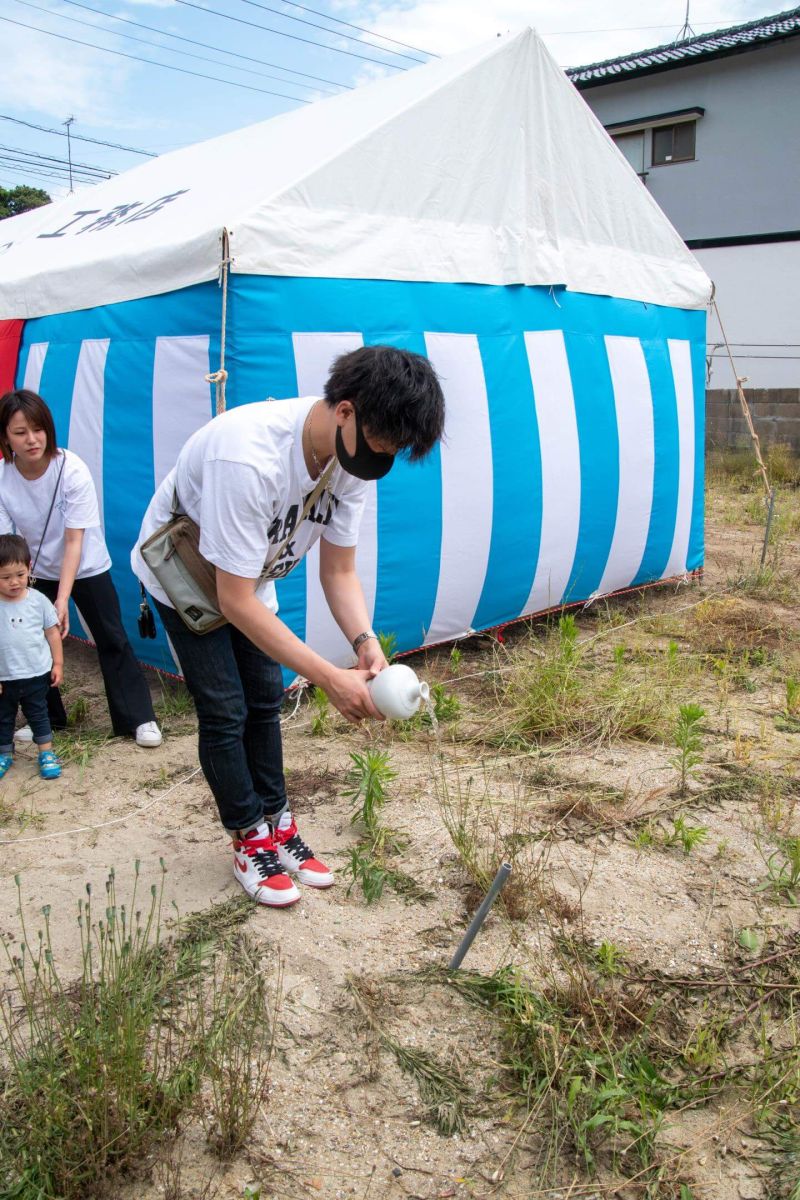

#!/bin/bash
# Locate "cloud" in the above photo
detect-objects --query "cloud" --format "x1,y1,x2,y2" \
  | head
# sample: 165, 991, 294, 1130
0, 16, 133, 125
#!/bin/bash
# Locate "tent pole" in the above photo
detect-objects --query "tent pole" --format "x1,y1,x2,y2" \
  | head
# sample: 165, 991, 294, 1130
205, 228, 230, 415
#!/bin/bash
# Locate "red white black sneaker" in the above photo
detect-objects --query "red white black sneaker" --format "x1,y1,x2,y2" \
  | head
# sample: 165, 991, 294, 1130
270, 811, 334, 888
232, 822, 300, 907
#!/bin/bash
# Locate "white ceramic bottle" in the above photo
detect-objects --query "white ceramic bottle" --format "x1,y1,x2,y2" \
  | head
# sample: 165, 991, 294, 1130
367, 663, 430, 720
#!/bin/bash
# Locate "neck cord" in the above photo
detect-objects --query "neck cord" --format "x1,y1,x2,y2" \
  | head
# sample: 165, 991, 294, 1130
304, 401, 331, 479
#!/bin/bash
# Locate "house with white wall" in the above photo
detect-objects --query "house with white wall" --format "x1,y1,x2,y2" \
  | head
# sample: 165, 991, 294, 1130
568, 7, 800, 448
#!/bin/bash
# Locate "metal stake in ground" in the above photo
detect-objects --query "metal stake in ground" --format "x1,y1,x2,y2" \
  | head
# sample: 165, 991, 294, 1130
449, 862, 512, 970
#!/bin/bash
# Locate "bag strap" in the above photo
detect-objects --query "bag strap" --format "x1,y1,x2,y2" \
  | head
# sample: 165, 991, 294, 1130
30, 451, 67, 583
260, 458, 336, 582
171, 457, 337, 584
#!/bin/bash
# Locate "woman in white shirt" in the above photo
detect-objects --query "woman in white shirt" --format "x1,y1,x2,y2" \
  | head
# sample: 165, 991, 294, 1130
0, 389, 161, 748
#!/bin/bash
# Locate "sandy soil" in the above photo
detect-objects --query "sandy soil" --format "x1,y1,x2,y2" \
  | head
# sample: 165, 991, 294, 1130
1, 480, 798, 1200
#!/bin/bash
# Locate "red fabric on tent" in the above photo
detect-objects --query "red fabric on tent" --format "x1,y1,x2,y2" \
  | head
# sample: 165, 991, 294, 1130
0, 320, 23, 393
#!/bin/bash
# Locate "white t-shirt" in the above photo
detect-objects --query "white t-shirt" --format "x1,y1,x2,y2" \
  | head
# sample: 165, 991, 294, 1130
0, 588, 59, 680
132, 396, 367, 612
0, 450, 111, 580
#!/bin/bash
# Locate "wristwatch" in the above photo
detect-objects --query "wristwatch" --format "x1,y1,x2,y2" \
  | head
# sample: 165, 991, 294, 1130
352, 629, 377, 653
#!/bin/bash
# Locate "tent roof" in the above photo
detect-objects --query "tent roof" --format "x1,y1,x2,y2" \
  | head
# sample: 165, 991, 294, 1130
0, 29, 710, 320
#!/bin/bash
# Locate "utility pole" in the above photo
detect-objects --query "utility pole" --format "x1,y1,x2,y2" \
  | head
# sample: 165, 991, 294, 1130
675, 1, 696, 42
63, 116, 75, 193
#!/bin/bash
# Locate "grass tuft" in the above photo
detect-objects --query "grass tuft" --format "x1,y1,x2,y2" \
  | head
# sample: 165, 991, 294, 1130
492, 614, 679, 750
0, 872, 278, 1198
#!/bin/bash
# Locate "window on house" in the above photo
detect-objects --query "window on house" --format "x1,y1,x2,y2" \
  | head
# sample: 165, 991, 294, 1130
612, 131, 646, 175
652, 121, 696, 165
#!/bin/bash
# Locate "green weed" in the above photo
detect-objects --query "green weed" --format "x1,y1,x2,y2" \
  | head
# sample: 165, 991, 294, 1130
309, 686, 333, 736
341, 751, 426, 904
671, 703, 705, 793
436, 764, 556, 921
757, 836, 800, 905
377, 630, 397, 663
594, 939, 626, 977
499, 614, 670, 748
348, 975, 470, 1134
0, 873, 279, 1198
154, 675, 195, 721
345, 846, 392, 904
53, 727, 112, 769
443, 964, 677, 1177
202, 940, 281, 1158
664, 815, 710, 855
66, 695, 90, 726
428, 681, 460, 723
632, 824, 657, 850
344, 749, 396, 837
405, 680, 461, 732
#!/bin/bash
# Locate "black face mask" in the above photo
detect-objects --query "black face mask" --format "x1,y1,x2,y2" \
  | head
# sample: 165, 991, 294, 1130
335, 409, 395, 481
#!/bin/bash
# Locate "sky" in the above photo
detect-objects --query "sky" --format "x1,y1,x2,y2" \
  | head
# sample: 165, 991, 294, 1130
0, 0, 777, 197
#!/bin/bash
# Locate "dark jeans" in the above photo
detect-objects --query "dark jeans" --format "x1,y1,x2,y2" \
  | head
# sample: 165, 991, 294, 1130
36, 573, 156, 736
153, 598, 287, 832
0, 672, 52, 752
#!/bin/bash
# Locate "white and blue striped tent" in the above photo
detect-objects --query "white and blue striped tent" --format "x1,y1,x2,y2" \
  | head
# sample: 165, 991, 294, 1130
0, 29, 710, 674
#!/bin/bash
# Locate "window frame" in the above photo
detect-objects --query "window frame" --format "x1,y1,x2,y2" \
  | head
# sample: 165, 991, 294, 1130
605, 106, 703, 171
651, 121, 696, 166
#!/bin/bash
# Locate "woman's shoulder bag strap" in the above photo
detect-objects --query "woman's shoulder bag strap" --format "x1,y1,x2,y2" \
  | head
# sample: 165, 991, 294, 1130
30, 451, 67, 585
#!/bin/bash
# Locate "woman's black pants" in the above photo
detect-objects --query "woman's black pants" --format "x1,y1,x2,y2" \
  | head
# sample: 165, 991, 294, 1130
36, 572, 156, 735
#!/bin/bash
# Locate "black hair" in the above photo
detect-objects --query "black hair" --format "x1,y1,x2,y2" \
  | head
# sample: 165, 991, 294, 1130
0, 533, 32, 570
323, 345, 445, 462
0, 390, 59, 463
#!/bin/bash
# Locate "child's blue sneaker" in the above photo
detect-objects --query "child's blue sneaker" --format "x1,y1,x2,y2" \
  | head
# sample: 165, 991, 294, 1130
38, 750, 61, 780
0, 753, 13, 779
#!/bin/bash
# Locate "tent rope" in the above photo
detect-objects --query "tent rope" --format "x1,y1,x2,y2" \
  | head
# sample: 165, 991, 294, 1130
205, 227, 230, 415
711, 296, 771, 498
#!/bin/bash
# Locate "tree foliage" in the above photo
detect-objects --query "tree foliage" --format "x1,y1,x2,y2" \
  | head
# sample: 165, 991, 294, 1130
0, 185, 51, 220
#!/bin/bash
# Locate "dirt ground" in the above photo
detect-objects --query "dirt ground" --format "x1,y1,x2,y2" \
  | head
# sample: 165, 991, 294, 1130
1, 471, 798, 1200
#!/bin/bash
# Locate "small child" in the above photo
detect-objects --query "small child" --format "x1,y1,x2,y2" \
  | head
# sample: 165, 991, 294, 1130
0, 533, 63, 780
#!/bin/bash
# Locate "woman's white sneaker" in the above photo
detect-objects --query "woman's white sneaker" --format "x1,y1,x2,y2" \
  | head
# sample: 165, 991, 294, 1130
270, 811, 334, 888
135, 721, 162, 748
14, 725, 33, 743
233, 823, 300, 906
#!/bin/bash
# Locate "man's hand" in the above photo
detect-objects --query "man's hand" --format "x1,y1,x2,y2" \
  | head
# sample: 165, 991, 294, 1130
357, 638, 389, 678
325, 666, 383, 722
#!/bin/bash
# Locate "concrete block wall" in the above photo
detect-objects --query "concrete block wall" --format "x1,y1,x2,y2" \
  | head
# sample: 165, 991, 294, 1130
706, 389, 800, 453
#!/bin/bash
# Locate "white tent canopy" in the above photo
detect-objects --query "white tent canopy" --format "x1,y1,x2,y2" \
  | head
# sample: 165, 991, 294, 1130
0, 28, 710, 320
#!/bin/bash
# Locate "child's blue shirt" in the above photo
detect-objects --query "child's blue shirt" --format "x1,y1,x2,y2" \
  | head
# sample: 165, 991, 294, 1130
0, 589, 59, 681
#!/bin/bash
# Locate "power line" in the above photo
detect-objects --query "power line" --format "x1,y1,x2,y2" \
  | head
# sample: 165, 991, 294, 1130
235, 0, 428, 64
0, 112, 157, 157
13, 0, 340, 95
0, 163, 69, 184
0, 156, 108, 184
0, 142, 115, 176
171, 0, 409, 71
274, 0, 439, 58
52, 0, 350, 93
544, 18, 762, 34
708, 353, 800, 361
0, 15, 313, 103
